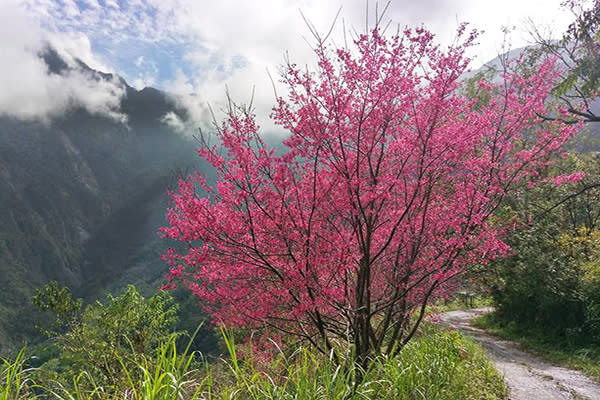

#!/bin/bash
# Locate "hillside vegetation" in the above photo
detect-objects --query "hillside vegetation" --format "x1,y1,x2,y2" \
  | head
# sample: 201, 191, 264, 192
1, 284, 506, 399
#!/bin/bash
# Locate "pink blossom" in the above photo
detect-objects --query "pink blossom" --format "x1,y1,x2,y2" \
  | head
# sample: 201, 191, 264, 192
160, 25, 579, 359
552, 172, 586, 186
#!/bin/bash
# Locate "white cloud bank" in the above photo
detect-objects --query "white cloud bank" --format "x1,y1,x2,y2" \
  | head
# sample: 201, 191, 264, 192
0, 0, 125, 122
7, 0, 580, 130
133, 0, 576, 134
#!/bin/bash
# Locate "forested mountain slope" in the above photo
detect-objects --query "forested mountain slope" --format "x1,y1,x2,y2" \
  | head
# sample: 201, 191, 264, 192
0, 49, 202, 352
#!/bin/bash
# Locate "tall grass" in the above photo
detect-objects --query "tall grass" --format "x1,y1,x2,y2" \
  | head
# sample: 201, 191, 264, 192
45, 371, 107, 400
217, 328, 367, 399
215, 324, 506, 399
44, 333, 209, 400
1, 348, 34, 400
372, 326, 505, 399
119, 334, 210, 399
1, 324, 506, 399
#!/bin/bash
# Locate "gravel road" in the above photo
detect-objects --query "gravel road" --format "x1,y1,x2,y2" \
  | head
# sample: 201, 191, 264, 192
438, 308, 600, 400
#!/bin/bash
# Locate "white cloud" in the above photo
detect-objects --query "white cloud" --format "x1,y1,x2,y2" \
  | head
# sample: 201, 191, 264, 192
160, 70, 211, 134
0, 0, 126, 122
140, 0, 575, 134
105, 0, 120, 10
11, 0, 579, 131
47, 31, 112, 72
83, 0, 101, 10
160, 111, 186, 132
134, 56, 145, 68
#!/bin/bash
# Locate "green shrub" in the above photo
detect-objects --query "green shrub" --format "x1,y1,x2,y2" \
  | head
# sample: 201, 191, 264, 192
487, 153, 600, 344
44, 334, 207, 400
34, 284, 179, 393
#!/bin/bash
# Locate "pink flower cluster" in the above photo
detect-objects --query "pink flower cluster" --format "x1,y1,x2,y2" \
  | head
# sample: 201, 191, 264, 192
161, 25, 579, 354
552, 172, 586, 186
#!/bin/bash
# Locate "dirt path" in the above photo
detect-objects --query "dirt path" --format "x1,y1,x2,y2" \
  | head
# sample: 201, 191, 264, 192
438, 308, 600, 400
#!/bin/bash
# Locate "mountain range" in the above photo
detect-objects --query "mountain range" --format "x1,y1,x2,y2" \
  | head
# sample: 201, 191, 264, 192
0, 48, 207, 353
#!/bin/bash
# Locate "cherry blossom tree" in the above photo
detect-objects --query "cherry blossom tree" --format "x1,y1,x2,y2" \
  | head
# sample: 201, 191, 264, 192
161, 24, 579, 365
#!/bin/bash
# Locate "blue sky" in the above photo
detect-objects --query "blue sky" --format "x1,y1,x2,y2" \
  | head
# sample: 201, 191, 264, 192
30, 0, 198, 88
1, 0, 580, 129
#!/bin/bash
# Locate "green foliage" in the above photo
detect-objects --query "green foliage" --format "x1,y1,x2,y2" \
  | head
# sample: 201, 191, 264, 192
171, 288, 218, 355
119, 334, 208, 400
36, 333, 206, 400
34, 284, 179, 393
1, 324, 506, 399
32, 281, 82, 337
375, 327, 505, 400
488, 153, 600, 343
1, 348, 34, 400
490, 220, 588, 336
426, 295, 493, 315
556, 0, 600, 99
461, 69, 496, 109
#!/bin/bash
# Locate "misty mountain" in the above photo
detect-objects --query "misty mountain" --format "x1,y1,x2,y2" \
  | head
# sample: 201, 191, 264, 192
0, 49, 206, 353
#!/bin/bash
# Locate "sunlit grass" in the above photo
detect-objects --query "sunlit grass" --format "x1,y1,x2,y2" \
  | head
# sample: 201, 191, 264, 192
2, 324, 506, 399
426, 295, 493, 316
212, 324, 506, 400
1, 348, 34, 400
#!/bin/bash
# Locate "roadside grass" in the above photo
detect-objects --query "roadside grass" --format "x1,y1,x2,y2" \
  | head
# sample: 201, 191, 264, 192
473, 313, 600, 382
1, 348, 34, 400
426, 295, 493, 315
2, 324, 507, 399
215, 323, 506, 399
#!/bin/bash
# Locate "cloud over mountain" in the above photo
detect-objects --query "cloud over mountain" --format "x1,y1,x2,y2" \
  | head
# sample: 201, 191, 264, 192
11, 0, 575, 130
0, 0, 125, 122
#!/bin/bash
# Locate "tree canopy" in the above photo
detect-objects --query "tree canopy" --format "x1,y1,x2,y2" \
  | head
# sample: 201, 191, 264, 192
162, 24, 580, 364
